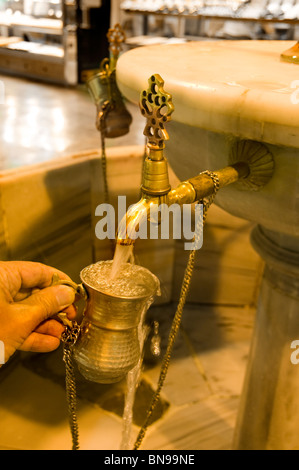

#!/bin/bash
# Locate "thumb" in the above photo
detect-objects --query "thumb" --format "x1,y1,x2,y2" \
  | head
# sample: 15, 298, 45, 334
20, 285, 76, 324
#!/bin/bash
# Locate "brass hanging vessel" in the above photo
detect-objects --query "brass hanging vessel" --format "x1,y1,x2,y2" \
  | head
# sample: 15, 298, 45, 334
86, 23, 132, 138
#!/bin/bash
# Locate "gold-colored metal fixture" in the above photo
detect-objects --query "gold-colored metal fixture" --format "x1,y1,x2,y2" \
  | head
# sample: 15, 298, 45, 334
281, 41, 299, 64
117, 74, 274, 247
86, 23, 132, 138
86, 23, 132, 217
107, 23, 126, 73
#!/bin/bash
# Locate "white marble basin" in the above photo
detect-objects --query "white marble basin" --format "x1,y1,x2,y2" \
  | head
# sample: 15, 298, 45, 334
117, 40, 299, 450
117, 40, 299, 237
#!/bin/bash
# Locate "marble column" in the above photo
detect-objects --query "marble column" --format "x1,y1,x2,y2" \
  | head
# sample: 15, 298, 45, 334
234, 225, 299, 450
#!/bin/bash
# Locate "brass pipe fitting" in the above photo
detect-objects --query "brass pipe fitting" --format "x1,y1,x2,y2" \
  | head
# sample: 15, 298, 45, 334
169, 161, 250, 205
141, 146, 171, 196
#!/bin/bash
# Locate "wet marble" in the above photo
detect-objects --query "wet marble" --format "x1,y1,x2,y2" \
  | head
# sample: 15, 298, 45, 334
0, 74, 144, 171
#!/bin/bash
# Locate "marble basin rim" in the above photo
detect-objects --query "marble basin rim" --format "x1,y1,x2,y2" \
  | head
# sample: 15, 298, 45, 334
117, 40, 299, 238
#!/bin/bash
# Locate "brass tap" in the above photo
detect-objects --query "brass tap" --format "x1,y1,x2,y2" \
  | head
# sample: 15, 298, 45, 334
116, 74, 274, 246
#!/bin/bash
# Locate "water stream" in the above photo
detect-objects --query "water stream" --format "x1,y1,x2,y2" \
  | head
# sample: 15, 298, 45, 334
110, 243, 134, 279
120, 313, 149, 450
110, 243, 153, 450
96, 193, 156, 449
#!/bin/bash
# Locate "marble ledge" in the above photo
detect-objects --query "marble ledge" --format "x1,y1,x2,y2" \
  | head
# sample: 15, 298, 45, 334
117, 40, 299, 149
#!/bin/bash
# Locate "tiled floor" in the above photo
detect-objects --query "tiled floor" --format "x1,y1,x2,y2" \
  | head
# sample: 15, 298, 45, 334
0, 74, 257, 450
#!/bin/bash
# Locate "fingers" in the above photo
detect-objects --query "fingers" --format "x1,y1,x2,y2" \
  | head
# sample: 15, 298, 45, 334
62, 304, 78, 320
35, 318, 65, 337
13, 287, 36, 302
20, 331, 61, 353
0, 262, 79, 363
0, 261, 72, 302
20, 284, 76, 325
12, 261, 71, 289
20, 319, 72, 353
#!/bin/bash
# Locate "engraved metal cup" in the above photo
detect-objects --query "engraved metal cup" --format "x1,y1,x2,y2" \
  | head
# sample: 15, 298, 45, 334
72, 262, 160, 384
86, 66, 132, 138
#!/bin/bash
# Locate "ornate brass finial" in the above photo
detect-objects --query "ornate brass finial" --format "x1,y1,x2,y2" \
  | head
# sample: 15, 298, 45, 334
107, 23, 126, 70
140, 74, 174, 149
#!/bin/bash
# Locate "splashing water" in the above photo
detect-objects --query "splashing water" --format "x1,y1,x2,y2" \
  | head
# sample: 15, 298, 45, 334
81, 260, 158, 298
110, 244, 134, 280
111, 198, 149, 280
120, 306, 150, 450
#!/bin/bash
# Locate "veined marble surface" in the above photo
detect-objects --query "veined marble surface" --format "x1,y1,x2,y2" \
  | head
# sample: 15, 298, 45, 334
117, 40, 299, 149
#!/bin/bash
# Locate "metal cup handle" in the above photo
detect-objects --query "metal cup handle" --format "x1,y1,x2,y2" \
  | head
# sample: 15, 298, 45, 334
51, 273, 88, 328
51, 273, 88, 299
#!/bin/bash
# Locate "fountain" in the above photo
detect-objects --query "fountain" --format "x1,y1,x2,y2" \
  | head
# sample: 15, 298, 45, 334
52, 69, 275, 450
116, 40, 299, 450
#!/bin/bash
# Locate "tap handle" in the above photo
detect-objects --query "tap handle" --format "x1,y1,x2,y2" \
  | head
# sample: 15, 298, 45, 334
140, 74, 174, 149
107, 23, 126, 71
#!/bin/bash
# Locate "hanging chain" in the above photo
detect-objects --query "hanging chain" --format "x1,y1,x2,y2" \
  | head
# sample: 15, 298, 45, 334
98, 100, 116, 257
61, 321, 81, 451
133, 170, 220, 450
98, 100, 111, 205
62, 79, 113, 452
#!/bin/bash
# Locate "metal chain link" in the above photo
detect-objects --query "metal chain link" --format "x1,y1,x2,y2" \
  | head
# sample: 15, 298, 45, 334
61, 322, 81, 451
98, 101, 116, 258
133, 171, 220, 450
98, 101, 111, 205
62, 98, 114, 450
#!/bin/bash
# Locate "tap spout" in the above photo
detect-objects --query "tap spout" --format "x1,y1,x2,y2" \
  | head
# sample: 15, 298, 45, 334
116, 161, 250, 246
116, 195, 167, 246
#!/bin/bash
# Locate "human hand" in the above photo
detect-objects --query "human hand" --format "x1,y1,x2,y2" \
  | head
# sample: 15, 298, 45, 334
0, 261, 77, 364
